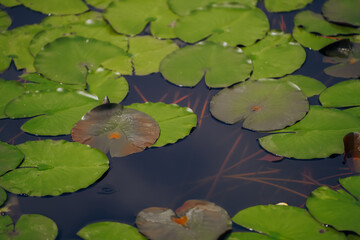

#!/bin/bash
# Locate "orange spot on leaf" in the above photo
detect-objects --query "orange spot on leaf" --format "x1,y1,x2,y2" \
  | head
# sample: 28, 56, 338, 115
108, 132, 121, 139
172, 216, 188, 227
251, 106, 262, 111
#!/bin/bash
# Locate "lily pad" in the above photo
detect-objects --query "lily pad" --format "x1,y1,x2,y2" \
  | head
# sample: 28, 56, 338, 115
210, 80, 309, 131
0, 188, 6, 207
160, 42, 253, 87
227, 232, 271, 240
322, 0, 360, 27
259, 106, 360, 159
127, 102, 197, 147
348, 234, 360, 240
17, 0, 88, 15
77, 222, 146, 240
306, 176, 360, 234
243, 31, 306, 80
0, 10, 11, 32
343, 132, 360, 173
232, 205, 346, 240
0, 140, 109, 196
85, 0, 113, 9
0, 79, 25, 119
72, 100, 160, 157
5, 89, 99, 136
340, 175, 360, 198
136, 200, 232, 240
34, 36, 128, 86
264, 0, 313, 12
0, 214, 58, 239
344, 107, 360, 118
0, 141, 24, 177
41, 11, 104, 26
104, 0, 177, 38
174, 4, 269, 46
277, 75, 326, 97
320, 79, 360, 107
0, 0, 21, 7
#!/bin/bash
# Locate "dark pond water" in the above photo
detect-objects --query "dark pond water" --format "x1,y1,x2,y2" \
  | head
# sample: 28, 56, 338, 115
0, 0, 355, 239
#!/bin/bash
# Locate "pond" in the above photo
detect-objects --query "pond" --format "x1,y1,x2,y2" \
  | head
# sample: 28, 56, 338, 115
0, 0, 359, 239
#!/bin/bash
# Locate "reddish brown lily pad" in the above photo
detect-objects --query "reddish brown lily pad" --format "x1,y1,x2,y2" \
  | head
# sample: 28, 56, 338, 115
343, 132, 360, 173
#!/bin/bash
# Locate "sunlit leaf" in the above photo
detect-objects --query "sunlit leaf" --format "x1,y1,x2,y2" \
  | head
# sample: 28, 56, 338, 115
232, 205, 346, 240
322, 0, 360, 27
85, 0, 113, 9
78, 222, 146, 240
127, 102, 197, 147
344, 107, 360, 118
264, 0, 313, 12
160, 42, 252, 87
277, 75, 326, 97
0, 140, 109, 196
343, 132, 360, 173
174, 4, 269, 46
0, 79, 25, 119
320, 79, 360, 107
0, 141, 24, 177
0, 188, 6, 207
259, 106, 360, 159
227, 232, 270, 239
210, 80, 309, 131
340, 175, 360, 198
41, 11, 104, 26
0, 0, 21, 7
0, 10, 11, 32
17, 0, 88, 15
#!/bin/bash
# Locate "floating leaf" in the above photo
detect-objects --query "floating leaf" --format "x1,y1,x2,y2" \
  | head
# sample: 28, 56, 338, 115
174, 4, 269, 46
104, 0, 177, 38
85, 0, 113, 9
72, 100, 160, 157
17, 0, 88, 15
227, 232, 270, 239
5, 89, 99, 136
0, 10, 11, 32
320, 79, 360, 107
292, 26, 339, 51
307, 176, 360, 234
340, 176, 360, 198
0, 140, 109, 196
232, 205, 346, 240
127, 102, 197, 147
243, 31, 306, 80
41, 11, 104, 26
77, 222, 146, 240
210, 80, 309, 131
348, 234, 360, 240
277, 75, 326, 97
160, 42, 252, 87
259, 106, 360, 159
0, 142, 24, 177
21, 73, 83, 92
344, 107, 360, 118
322, 0, 360, 27
136, 200, 232, 240
0, 79, 25, 119
0, 0, 21, 7
264, 0, 313, 12
0, 188, 6, 207
343, 132, 360, 173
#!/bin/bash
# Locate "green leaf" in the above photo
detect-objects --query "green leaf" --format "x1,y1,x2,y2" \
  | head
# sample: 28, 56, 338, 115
277, 75, 326, 97
0, 140, 109, 196
227, 232, 272, 240
85, 0, 113, 9
160, 42, 252, 87
340, 176, 360, 199
292, 26, 339, 51
0, 10, 11, 32
322, 0, 360, 27
104, 0, 177, 38
5, 89, 99, 136
264, 0, 313, 12
174, 4, 269, 46
259, 106, 360, 159
243, 31, 306, 80
0, 142, 24, 177
232, 205, 346, 240
344, 107, 360, 118
348, 234, 360, 240
127, 102, 197, 147
0, 0, 21, 7
77, 222, 146, 240
320, 79, 360, 107
41, 11, 104, 26
0, 188, 7, 207
18, 0, 88, 15
0, 215, 12, 235
0, 79, 25, 119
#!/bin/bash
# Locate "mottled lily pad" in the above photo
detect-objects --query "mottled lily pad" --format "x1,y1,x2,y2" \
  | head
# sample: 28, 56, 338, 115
322, 0, 360, 27
264, 0, 313, 12
0, 79, 25, 119
210, 80, 309, 131
0, 10, 11, 32
307, 176, 360, 234
85, 0, 113, 9
0, 142, 23, 177
232, 205, 346, 240
343, 132, 360, 172
41, 11, 104, 26
18, 0, 88, 15
259, 106, 360, 159
0, 140, 109, 196
0, 0, 21, 7
174, 4, 269, 46
278, 75, 326, 97
136, 200, 232, 240
0, 214, 58, 239
243, 31, 306, 79
72, 100, 160, 157
77, 222, 146, 240
127, 102, 197, 147
160, 42, 252, 87
320, 79, 360, 107
104, 0, 177, 38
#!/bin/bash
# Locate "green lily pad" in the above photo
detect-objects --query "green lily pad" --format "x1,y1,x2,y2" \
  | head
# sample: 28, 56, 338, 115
210, 80, 309, 131
0, 188, 6, 207
85, 0, 113, 9
320, 79, 360, 107
344, 107, 360, 118
322, 0, 360, 27
167, 0, 258, 16
18, 0, 88, 15
227, 232, 270, 239
340, 176, 360, 198
306, 176, 360, 234
41, 11, 105, 26
174, 4, 269, 46
0, 142, 24, 177
292, 26, 339, 51
0, 0, 21, 7
127, 102, 197, 147
77, 222, 146, 240
232, 205, 346, 240
34, 36, 128, 86
5, 89, 99, 136
160, 42, 252, 87
0, 140, 109, 196
0, 214, 58, 239
264, 0, 313, 12
348, 234, 360, 240
104, 0, 177, 38
259, 106, 360, 159
243, 31, 306, 80
278, 75, 326, 97
0, 79, 25, 119
0, 10, 11, 32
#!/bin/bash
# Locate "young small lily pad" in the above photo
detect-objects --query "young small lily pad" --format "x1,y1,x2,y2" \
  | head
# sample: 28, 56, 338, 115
277, 75, 326, 97
322, 0, 360, 27
77, 222, 146, 240
0, 140, 109, 196
72, 100, 160, 157
0, 141, 24, 177
136, 200, 232, 240
0, 79, 25, 119
210, 80, 309, 131
17, 0, 88, 15
160, 42, 253, 87
320, 79, 360, 107
264, 0, 313, 12
0, 10, 11, 32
